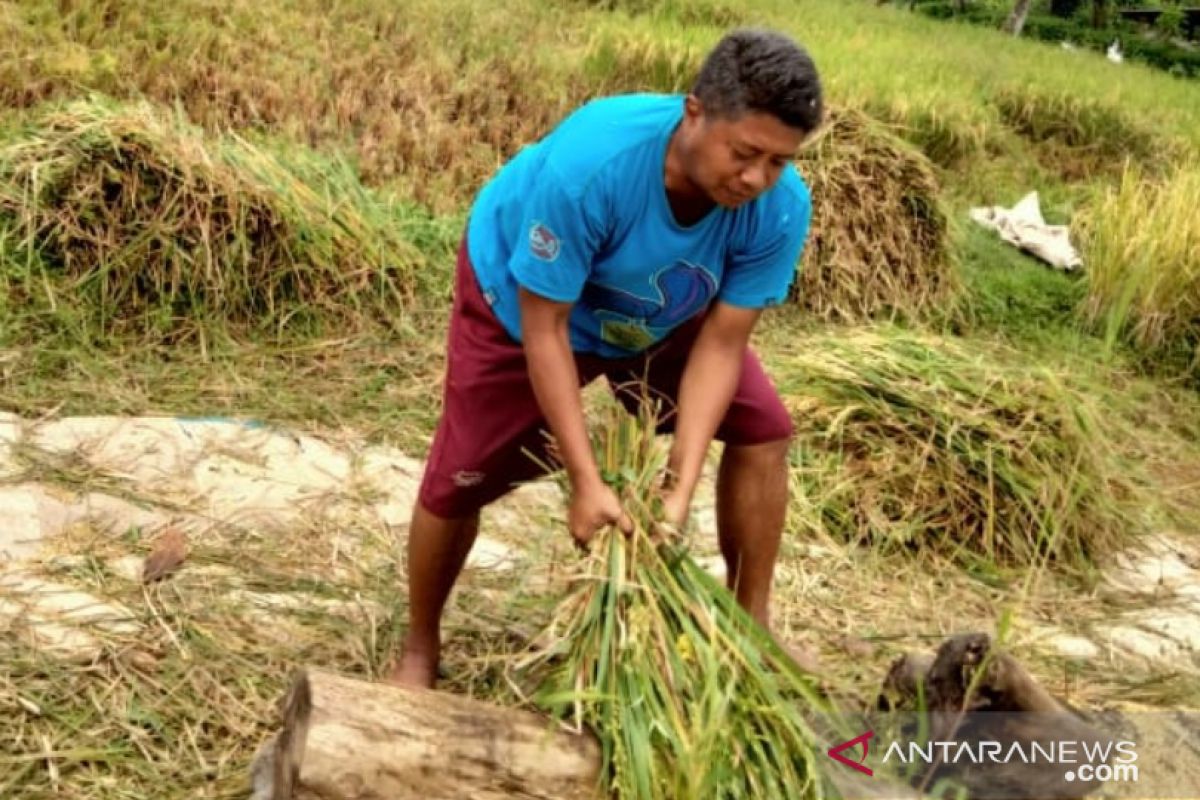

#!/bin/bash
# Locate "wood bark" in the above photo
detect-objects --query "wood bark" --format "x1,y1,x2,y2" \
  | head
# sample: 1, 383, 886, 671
251, 669, 601, 800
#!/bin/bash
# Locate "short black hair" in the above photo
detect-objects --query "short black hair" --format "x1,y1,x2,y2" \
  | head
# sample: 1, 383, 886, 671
692, 29, 823, 133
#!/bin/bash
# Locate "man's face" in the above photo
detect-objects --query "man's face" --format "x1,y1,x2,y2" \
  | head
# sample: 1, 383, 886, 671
680, 96, 808, 208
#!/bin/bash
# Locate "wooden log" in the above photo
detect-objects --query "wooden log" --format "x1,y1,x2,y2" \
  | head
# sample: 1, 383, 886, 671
251, 668, 601, 800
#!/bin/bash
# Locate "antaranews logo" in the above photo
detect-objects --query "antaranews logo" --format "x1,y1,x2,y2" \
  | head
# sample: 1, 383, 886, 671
880, 737, 1139, 784
827, 731, 874, 777
826, 728, 1140, 789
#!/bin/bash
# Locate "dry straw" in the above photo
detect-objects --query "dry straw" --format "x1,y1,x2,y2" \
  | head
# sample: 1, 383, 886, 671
773, 328, 1135, 577
795, 108, 955, 323
0, 98, 426, 339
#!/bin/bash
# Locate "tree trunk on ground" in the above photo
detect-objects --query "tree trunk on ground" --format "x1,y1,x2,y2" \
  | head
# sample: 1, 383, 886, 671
1003, 0, 1034, 35
251, 669, 602, 800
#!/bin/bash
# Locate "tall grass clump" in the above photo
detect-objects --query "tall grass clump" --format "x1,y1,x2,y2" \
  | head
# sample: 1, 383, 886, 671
515, 401, 841, 799
773, 328, 1134, 578
0, 98, 428, 341
795, 108, 956, 322
1078, 164, 1200, 379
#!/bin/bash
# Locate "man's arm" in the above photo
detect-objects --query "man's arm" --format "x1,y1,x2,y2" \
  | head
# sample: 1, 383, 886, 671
520, 288, 632, 545
663, 302, 761, 520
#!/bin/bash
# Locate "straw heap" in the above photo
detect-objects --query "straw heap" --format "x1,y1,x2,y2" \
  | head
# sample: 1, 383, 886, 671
0, 98, 425, 339
795, 107, 954, 323
773, 328, 1133, 575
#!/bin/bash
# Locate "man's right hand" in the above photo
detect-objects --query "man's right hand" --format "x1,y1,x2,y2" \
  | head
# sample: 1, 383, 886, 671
568, 479, 634, 550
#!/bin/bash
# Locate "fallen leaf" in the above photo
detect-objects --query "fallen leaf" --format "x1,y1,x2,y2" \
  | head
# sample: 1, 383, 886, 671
142, 528, 188, 583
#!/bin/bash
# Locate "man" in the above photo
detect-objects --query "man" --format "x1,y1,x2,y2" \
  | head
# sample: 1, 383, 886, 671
391, 28, 823, 688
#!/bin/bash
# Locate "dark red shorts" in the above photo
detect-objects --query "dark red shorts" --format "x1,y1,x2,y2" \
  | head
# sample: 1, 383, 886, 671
417, 240, 795, 518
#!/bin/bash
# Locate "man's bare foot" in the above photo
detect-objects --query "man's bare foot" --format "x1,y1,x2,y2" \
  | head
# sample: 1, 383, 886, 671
386, 649, 438, 689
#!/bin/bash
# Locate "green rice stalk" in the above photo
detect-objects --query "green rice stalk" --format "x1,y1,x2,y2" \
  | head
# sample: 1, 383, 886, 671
514, 398, 839, 800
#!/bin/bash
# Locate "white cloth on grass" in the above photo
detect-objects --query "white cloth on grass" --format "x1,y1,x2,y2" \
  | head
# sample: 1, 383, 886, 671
969, 191, 1083, 272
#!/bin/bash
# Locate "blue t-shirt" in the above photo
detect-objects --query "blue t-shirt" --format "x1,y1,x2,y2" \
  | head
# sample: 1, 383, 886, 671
466, 93, 812, 358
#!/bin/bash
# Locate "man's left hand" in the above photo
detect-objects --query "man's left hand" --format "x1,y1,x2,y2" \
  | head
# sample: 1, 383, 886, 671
653, 483, 692, 542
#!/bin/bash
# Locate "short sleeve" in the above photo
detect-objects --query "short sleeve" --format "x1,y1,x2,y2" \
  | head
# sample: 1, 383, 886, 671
508, 165, 608, 304
719, 183, 811, 309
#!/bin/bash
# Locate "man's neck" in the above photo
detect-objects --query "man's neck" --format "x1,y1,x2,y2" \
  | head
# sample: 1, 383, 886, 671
663, 129, 715, 227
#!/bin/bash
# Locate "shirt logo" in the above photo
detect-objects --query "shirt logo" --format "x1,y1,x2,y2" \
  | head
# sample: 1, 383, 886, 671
529, 222, 560, 262
582, 260, 718, 351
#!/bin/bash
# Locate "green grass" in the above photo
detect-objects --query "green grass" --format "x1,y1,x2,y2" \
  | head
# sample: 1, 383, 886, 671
950, 224, 1088, 343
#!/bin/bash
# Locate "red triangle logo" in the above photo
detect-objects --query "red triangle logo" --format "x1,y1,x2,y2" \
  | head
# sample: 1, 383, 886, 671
827, 730, 874, 776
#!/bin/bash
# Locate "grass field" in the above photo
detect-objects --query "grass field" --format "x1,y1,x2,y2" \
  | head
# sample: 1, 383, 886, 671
1, 0, 1199, 797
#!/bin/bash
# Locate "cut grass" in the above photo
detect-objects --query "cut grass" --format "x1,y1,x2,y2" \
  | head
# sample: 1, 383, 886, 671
0, 98, 444, 343
767, 324, 1138, 580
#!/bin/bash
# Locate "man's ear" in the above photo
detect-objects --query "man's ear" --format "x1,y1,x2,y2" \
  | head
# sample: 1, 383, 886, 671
683, 94, 705, 123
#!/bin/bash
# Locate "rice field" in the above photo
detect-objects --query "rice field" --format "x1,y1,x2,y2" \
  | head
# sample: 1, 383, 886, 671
1, 0, 1199, 797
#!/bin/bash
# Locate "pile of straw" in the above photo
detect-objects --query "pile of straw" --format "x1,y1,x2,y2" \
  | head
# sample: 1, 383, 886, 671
0, 98, 425, 339
773, 328, 1134, 575
795, 107, 955, 323
515, 402, 837, 799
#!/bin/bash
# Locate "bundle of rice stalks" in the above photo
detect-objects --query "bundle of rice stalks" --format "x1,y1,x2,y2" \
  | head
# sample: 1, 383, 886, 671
795, 107, 956, 323
1078, 163, 1200, 380
514, 402, 837, 799
991, 85, 1183, 181
0, 97, 425, 339
771, 328, 1134, 577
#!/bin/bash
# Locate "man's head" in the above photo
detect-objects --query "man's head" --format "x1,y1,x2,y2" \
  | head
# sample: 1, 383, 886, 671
673, 29, 823, 208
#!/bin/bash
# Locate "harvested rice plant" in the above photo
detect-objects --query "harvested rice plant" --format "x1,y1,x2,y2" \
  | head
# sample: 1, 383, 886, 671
1, 0, 1199, 798
794, 108, 954, 322
0, 99, 428, 339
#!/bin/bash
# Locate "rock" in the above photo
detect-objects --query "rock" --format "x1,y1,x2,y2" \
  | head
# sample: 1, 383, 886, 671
692, 554, 728, 583
1126, 609, 1200, 652
466, 536, 519, 571
0, 411, 21, 479
1105, 625, 1190, 663
1047, 634, 1100, 661
0, 487, 50, 561
0, 569, 140, 661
